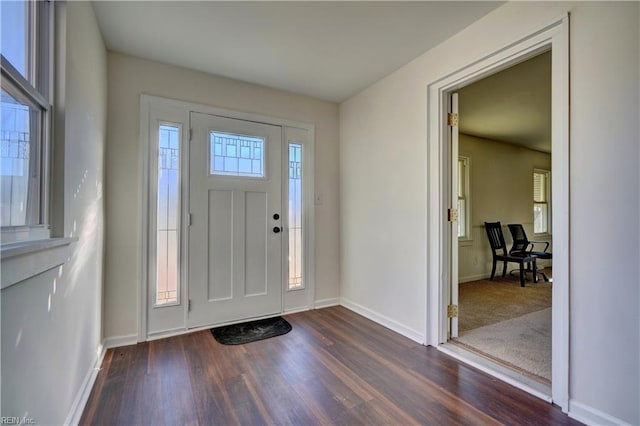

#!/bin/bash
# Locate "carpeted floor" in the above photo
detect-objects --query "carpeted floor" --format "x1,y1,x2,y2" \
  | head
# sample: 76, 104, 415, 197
455, 268, 552, 382
456, 308, 552, 381
458, 270, 552, 333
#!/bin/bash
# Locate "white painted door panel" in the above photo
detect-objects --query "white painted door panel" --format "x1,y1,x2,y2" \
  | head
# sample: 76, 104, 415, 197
450, 92, 459, 338
188, 112, 283, 328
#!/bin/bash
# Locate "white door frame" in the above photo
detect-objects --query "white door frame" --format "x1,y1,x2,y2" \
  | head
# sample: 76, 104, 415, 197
425, 16, 570, 410
139, 94, 315, 341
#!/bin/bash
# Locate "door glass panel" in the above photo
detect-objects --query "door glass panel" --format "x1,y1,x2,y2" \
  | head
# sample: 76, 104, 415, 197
156, 124, 180, 305
210, 132, 264, 177
288, 143, 303, 289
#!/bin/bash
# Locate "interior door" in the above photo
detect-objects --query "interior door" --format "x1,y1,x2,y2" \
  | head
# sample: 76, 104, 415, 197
188, 112, 283, 328
449, 92, 460, 338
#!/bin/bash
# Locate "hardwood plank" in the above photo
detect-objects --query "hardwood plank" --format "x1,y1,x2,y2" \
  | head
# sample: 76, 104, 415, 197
81, 307, 582, 425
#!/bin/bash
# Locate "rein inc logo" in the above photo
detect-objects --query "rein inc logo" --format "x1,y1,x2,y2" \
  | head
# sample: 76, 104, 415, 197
1, 417, 36, 425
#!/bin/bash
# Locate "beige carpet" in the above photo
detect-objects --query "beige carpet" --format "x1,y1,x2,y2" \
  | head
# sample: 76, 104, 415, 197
456, 308, 552, 381
459, 271, 552, 333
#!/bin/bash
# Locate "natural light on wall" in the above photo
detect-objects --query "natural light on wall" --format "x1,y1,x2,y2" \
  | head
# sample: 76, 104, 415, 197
288, 143, 303, 290
156, 124, 180, 305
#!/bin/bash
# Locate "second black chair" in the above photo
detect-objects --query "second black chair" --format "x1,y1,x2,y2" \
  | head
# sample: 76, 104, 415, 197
508, 223, 552, 281
484, 221, 537, 287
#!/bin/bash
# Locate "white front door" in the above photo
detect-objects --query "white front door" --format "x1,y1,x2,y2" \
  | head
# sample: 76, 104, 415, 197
188, 112, 283, 328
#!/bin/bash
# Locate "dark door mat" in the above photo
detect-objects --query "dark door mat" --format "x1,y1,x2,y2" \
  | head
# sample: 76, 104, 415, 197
211, 316, 292, 345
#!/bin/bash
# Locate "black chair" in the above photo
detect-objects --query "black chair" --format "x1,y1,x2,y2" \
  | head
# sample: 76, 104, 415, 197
508, 223, 552, 281
484, 221, 537, 287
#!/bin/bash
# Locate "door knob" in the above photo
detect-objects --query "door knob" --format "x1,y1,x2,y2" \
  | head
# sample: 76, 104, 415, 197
273, 226, 282, 233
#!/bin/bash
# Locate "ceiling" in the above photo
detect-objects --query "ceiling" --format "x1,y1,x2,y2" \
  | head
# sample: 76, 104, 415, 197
458, 51, 551, 153
92, 1, 503, 103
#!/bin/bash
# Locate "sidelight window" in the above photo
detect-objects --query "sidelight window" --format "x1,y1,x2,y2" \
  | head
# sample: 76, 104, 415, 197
288, 143, 303, 290
155, 124, 180, 305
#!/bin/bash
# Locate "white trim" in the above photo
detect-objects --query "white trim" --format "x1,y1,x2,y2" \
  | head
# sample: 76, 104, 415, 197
340, 298, 424, 344
283, 306, 311, 315
458, 273, 491, 283
138, 97, 150, 342
103, 334, 138, 349
63, 344, 105, 426
141, 94, 314, 132
0, 238, 75, 289
314, 297, 340, 309
438, 344, 551, 403
568, 400, 634, 426
426, 15, 570, 411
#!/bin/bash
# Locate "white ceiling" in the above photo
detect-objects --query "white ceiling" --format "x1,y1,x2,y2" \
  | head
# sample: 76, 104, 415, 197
458, 51, 551, 153
92, 1, 503, 103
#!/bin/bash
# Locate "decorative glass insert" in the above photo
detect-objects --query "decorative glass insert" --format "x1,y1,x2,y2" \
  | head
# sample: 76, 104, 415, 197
0, 88, 38, 226
210, 132, 265, 177
288, 143, 303, 290
156, 124, 180, 305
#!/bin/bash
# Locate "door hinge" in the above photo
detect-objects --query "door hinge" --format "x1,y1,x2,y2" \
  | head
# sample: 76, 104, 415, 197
447, 304, 458, 318
189, 128, 193, 141
188, 299, 192, 312
188, 213, 192, 226
447, 112, 459, 127
447, 208, 458, 222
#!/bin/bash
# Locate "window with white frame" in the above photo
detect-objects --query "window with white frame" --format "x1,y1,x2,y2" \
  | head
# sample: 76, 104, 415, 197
1, 0, 53, 239
457, 156, 470, 238
533, 169, 550, 234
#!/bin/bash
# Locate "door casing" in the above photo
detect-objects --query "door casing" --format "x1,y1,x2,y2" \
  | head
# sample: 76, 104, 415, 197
139, 95, 315, 342
426, 16, 569, 409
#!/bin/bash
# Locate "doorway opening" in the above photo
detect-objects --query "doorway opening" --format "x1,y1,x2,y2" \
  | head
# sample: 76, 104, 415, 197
450, 51, 553, 386
426, 16, 569, 409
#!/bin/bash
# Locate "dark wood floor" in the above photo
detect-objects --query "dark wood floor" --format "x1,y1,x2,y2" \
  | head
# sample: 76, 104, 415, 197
81, 306, 581, 425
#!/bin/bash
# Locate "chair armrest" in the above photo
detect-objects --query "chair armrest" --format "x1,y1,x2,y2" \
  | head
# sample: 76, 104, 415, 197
529, 240, 550, 252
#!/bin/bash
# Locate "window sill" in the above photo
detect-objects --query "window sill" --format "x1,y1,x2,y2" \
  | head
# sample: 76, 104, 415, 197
1, 237, 77, 290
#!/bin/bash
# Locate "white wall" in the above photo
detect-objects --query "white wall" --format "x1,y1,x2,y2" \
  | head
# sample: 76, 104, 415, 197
0, 2, 107, 423
458, 134, 552, 282
104, 53, 340, 340
340, 2, 639, 424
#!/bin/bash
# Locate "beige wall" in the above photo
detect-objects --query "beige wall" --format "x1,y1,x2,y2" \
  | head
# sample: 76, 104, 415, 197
340, 2, 638, 423
458, 134, 552, 282
1, 2, 107, 423
104, 53, 340, 339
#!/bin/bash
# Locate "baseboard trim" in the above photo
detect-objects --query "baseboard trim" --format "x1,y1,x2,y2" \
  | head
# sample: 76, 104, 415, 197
103, 334, 138, 349
339, 297, 424, 344
459, 273, 491, 283
314, 297, 340, 309
568, 400, 633, 426
283, 306, 311, 315
64, 343, 105, 426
